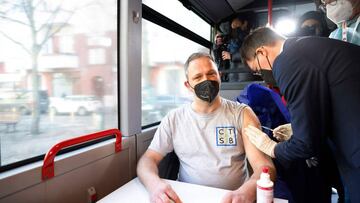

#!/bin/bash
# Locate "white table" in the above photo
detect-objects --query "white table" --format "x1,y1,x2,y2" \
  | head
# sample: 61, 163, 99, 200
98, 177, 288, 203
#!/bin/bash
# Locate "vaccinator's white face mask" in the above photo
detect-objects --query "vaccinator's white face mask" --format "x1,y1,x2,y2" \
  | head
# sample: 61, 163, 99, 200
326, 0, 353, 24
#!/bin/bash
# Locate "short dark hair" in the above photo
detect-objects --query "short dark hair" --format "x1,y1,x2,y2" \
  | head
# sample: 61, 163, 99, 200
184, 52, 214, 79
298, 11, 329, 37
240, 27, 285, 67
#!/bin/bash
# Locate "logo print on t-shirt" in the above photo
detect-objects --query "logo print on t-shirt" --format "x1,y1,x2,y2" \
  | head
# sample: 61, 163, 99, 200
216, 126, 237, 146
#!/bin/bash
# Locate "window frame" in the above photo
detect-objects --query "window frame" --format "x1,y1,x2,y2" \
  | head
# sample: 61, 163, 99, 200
140, 3, 212, 128
142, 4, 212, 49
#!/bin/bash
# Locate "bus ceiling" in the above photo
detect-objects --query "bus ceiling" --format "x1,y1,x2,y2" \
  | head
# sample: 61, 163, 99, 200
178, 0, 316, 25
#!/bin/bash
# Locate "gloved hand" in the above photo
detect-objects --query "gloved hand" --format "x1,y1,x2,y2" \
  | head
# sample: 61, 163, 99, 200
245, 125, 277, 157
305, 157, 319, 168
273, 123, 293, 142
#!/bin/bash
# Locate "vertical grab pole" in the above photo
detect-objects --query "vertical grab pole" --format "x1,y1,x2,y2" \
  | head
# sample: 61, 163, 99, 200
268, 0, 273, 26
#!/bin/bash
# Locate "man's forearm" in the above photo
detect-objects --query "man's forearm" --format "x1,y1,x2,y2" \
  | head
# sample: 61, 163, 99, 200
251, 165, 276, 182
137, 156, 162, 190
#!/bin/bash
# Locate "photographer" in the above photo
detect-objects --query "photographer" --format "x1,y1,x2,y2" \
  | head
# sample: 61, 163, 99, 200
213, 33, 230, 82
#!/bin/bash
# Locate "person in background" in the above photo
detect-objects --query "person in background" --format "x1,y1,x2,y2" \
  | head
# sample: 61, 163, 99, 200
137, 52, 275, 203
222, 13, 254, 82
321, 0, 360, 45
297, 10, 330, 37
213, 33, 230, 82
240, 27, 360, 203
221, 16, 247, 62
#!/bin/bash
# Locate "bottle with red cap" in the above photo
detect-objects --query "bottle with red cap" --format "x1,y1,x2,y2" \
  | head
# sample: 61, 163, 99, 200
256, 167, 273, 203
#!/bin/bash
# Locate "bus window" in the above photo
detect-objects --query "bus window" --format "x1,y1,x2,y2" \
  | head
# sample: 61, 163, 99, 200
0, 0, 118, 168
141, 2, 210, 127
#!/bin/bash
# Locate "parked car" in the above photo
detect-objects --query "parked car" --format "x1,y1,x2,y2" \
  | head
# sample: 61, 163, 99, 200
143, 95, 192, 116
49, 95, 102, 116
0, 90, 49, 115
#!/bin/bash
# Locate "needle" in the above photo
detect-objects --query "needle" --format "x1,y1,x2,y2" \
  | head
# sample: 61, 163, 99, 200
261, 126, 288, 137
261, 126, 273, 131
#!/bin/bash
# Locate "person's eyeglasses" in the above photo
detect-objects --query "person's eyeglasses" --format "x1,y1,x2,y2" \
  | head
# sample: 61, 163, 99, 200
321, 0, 337, 5
320, 0, 337, 5
319, 0, 337, 12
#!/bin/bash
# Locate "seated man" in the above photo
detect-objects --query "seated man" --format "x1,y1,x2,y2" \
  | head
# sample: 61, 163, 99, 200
137, 52, 275, 203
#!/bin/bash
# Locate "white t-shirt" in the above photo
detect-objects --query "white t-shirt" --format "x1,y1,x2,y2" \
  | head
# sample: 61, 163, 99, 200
149, 98, 249, 190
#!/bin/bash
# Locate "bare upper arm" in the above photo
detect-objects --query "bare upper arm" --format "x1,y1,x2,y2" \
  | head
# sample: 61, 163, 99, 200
241, 107, 275, 176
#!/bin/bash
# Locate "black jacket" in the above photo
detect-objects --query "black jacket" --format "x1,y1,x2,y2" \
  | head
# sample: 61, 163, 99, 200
273, 37, 360, 202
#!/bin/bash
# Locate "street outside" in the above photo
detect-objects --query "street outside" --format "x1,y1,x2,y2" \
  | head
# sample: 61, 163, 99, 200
0, 110, 117, 166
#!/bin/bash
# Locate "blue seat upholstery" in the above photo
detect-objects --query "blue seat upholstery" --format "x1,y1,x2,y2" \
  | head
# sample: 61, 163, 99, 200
236, 83, 290, 137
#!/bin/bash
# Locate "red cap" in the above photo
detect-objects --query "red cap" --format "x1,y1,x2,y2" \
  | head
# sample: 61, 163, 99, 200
262, 167, 269, 173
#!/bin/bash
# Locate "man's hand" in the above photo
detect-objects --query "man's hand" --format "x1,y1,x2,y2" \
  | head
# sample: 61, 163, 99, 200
273, 123, 292, 142
221, 188, 255, 203
222, 51, 231, 60
148, 180, 182, 203
244, 125, 277, 157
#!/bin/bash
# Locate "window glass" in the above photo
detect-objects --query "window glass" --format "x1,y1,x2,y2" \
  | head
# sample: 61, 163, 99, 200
0, 0, 117, 166
88, 36, 112, 47
89, 49, 106, 65
142, 0, 210, 40
59, 35, 75, 54
141, 19, 209, 126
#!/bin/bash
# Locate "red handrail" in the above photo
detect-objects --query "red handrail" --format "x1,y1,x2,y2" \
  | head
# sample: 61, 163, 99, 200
42, 128, 122, 180
268, 0, 273, 26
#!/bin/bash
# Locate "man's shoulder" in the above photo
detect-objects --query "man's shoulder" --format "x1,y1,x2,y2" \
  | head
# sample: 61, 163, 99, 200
165, 104, 190, 118
221, 98, 248, 111
285, 37, 334, 49
278, 37, 328, 64
158, 105, 190, 130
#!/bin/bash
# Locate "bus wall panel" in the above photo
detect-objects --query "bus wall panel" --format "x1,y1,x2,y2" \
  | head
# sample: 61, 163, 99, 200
45, 150, 131, 202
0, 183, 45, 203
136, 127, 157, 161
0, 164, 42, 199
0, 136, 137, 203
44, 136, 137, 203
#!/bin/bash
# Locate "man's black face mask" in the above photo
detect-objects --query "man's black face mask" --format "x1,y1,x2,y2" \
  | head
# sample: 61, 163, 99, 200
260, 69, 278, 87
192, 80, 219, 103
256, 53, 278, 87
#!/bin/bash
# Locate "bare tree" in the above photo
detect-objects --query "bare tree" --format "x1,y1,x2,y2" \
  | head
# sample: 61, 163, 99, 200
0, 0, 77, 134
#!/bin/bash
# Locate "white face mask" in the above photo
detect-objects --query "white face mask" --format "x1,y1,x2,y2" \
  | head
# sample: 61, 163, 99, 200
326, 0, 353, 24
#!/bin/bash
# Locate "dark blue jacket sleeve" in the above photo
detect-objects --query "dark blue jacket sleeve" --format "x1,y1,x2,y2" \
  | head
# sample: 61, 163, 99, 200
272, 47, 331, 168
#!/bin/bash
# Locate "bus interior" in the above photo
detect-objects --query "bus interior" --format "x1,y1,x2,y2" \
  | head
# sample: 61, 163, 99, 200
0, 0, 340, 202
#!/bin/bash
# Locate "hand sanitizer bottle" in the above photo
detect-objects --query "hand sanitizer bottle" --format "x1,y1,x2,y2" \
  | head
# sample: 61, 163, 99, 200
257, 167, 273, 203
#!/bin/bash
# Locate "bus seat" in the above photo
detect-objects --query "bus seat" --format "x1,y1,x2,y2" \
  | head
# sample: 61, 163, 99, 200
158, 151, 179, 180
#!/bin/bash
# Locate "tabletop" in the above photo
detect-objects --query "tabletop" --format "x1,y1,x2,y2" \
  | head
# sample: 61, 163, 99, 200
98, 177, 288, 203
